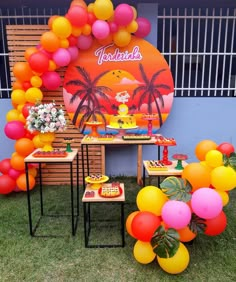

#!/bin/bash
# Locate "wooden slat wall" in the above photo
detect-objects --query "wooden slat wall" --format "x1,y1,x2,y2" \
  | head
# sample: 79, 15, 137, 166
6, 24, 103, 185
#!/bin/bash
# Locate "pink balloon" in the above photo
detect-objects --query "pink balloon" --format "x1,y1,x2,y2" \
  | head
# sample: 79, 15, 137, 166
92, 20, 110, 40
4, 121, 26, 140
8, 168, 23, 180
41, 71, 61, 90
108, 22, 118, 33
191, 188, 223, 219
67, 5, 88, 27
0, 158, 11, 174
52, 48, 71, 67
114, 4, 134, 26
161, 200, 192, 230
77, 35, 93, 50
135, 17, 151, 38
68, 46, 79, 61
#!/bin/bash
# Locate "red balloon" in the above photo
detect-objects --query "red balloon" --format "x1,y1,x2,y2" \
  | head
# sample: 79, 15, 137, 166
29, 51, 49, 73
4, 121, 26, 140
205, 211, 227, 236
131, 211, 161, 242
216, 142, 235, 157
0, 158, 11, 174
0, 175, 16, 195
22, 102, 34, 118
67, 5, 88, 27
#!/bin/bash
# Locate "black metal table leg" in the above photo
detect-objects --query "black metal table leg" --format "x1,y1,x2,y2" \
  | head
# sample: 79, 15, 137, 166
25, 163, 33, 236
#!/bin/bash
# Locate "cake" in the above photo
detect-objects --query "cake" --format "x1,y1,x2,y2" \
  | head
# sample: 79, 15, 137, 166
109, 114, 136, 129
88, 173, 103, 182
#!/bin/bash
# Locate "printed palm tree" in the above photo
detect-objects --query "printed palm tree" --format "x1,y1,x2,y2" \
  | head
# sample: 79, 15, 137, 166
133, 63, 171, 127
66, 66, 112, 133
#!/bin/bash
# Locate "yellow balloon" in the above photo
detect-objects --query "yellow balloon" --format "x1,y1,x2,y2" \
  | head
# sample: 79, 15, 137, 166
48, 60, 57, 71
11, 89, 26, 105
52, 16, 72, 39
113, 28, 131, 47
211, 166, 236, 191
82, 24, 92, 35
32, 134, 44, 148
60, 38, 69, 48
136, 186, 168, 216
30, 76, 42, 88
126, 20, 138, 33
25, 87, 43, 103
157, 242, 190, 274
133, 240, 156, 264
205, 149, 223, 168
18, 113, 26, 123
6, 109, 20, 122
87, 3, 94, 12
93, 0, 114, 20
71, 26, 82, 37
215, 190, 229, 206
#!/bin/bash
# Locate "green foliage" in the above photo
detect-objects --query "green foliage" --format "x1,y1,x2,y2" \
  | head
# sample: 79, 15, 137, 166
189, 213, 206, 234
223, 152, 236, 171
151, 225, 180, 258
160, 176, 192, 202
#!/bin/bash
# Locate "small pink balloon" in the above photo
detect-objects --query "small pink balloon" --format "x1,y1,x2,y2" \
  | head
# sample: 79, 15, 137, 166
77, 35, 93, 50
52, 48, 71, 67
68, 46, 79, 61
92, 20, 110, 40
41, 71, 61, 90
114, 4, 133, 26
135, 17, 151, 38
8, 168, 23, 180
161, 200, 192, 230
191, 188, 223, 219
4, 121, 26, 140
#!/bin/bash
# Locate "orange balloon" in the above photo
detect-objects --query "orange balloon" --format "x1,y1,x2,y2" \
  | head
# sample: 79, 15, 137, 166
182, 162, 211, 192
10, 153, 25, 171
48, 15, 59, 30
40, 31, 61, 52
12, 80, 24, 90
70, 0, 87, 9
17, 173, 36, 191
195, 140, 218, 161
126, 211, 139, 238
177, 226, 197, 242
15, 138, 35, 157
13, 62, 33, 82
24, 47, 37, 61
28, 167, 38, 178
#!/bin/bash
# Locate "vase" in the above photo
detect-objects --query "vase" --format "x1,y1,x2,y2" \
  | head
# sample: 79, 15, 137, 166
38, 132, 55, 152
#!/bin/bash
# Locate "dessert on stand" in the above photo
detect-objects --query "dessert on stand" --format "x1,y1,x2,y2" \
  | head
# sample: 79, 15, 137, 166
155, 136, 177, 165
142, 113, 159, 136
85, 121, 103, 137
85, 173, 109, 189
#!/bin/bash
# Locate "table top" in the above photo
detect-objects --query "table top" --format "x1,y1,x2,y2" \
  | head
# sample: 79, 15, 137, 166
24, 149, 79, 163
81, 135, 158, 145
143, 160, 188, 176
82, 183, 125, 202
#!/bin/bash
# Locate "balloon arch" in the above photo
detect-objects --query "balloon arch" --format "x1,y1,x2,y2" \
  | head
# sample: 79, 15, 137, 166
1, 0, 236, 276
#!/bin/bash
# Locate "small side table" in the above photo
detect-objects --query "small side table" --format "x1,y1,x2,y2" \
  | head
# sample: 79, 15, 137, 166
24, 149, 79, 237
82, 183, 125, 248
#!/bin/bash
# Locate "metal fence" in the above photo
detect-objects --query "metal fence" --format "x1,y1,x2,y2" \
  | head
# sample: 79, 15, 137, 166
0, 6, 235, 99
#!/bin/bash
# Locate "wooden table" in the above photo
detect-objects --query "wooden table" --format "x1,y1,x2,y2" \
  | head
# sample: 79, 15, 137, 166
143, 160, 188, 186
82, 182, 125, 248
24, 149, 79, 237
81, 136, 159, 187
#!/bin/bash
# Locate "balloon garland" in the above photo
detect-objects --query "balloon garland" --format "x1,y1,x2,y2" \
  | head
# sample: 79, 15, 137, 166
0, 0, 152, 194
126, 140, 236, 274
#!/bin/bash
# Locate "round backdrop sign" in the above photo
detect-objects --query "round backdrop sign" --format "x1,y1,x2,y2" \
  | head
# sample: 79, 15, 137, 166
63, 36, 174, 135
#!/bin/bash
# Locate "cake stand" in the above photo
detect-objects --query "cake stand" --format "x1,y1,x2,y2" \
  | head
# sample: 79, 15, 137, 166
85, 121, 103, 137
106, 125, 139, 137
85, 175, 109, 189
156, 142, 176, 165
142, 116, 159, 136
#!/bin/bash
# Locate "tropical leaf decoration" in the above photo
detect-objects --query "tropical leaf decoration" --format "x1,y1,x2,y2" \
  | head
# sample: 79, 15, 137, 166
151, 225, 180, 258
160, 176, 192, 202
189, 213, 206, 234
223, 152, 236, 171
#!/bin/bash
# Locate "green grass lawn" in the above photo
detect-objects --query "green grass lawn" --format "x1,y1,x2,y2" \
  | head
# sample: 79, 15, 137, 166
1, 177, 236, 282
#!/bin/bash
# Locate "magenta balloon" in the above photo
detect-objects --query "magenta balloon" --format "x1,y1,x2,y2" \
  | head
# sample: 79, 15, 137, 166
135, 17, 151, 38
161, 200, 192, 230
0, 174, 16, 195
77, 35, 93, 50
42, 71, 61, 90
108, 21, 118, 33
67, 5, 88, 27
52, 48, 71, 67
191, 188, 223, 219
4, 121, 26, 140
68, 46, 79, 61
92, 20, 110, 40
8, 168, 22, 180
114, 4, 134, 26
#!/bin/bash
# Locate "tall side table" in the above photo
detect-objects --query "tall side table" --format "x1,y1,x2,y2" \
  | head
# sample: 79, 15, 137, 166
24, 149, 79, 237
82, 183, 125, 248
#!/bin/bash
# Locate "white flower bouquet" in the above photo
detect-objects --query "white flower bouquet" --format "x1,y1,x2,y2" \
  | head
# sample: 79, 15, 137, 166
26, 102, 67, 133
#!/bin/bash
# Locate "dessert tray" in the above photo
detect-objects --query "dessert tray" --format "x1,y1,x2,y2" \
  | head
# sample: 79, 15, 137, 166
147, 160, 168, 171
155, 136, 176, 146
98, 182, 122, 198
32, 149, 68, 158
85, 174, 109, 183
122, 135, 151, 140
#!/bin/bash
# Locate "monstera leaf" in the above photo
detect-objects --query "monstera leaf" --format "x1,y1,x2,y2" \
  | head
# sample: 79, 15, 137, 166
223, 152, 236, 171
151, 225, 180, 258
160, 176, 192, 202
189, 213, 206, 234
